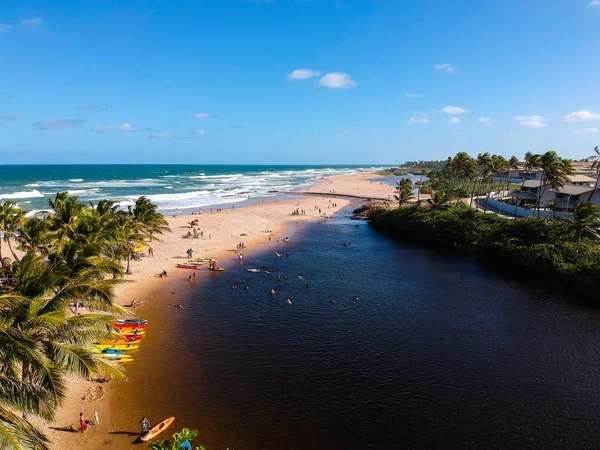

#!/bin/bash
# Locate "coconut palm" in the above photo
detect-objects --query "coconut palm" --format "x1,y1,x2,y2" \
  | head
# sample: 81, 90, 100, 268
470, 153, 491, 209
427, 191, 450, 210
514, 152, 540, 217
417, 168, 428, 202
506, 155, 520, 191
483, 155, 507, 213
451, 152, 475, 209
535, 151, 572, 217
563, 201, 600, 241
585, 146, 600, 203
0, 201, 24, 264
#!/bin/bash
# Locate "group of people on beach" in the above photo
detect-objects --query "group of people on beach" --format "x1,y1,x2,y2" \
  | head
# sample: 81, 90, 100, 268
186, 229, 204, 238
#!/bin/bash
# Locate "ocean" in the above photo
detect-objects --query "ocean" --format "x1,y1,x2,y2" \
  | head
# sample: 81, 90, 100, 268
0, 164, 381, 214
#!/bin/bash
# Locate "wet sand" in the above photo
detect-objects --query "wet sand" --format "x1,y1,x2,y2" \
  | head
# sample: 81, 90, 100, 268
38, 172, 397, 449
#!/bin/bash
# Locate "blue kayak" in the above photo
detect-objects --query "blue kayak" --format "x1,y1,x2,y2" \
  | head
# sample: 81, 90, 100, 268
116, 319, 148, 325
101, 349, 125, 355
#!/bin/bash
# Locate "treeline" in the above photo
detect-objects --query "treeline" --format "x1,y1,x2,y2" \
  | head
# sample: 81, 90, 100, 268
369, 204, 600, 303
0, 193, 169, 448
399, 160, 448, 170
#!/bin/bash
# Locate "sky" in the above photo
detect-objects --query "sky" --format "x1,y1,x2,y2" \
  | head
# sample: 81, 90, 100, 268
1, 0, 600, 164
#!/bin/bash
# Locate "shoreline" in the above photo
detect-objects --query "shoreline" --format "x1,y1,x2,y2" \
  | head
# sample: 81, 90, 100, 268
39, 172, 397, 449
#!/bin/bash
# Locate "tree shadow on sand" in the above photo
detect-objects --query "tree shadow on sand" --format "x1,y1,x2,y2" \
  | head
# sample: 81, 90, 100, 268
49, 426, 77, 433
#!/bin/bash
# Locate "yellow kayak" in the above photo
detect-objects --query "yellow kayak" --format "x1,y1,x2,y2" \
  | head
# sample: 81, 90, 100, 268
141, 417, 175, 442
98, 339, 142, 345
94, 344, 139, 351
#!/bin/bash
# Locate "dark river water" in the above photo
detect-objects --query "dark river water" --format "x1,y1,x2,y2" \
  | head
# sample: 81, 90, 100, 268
110, 214, 600, 449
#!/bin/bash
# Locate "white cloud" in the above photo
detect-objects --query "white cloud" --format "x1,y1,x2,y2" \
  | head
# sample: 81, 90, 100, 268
148, 132, 173, 139
574, 128, 600, 135
442, 106, 468, 114
22, 17, 43, 27
563, 110, 600, 122
404, 93, 423, 98
318, 72, 357, 89
478, 117, 493, 126
0, 112, 22, 121
34, 118, 85, 130
93, 123, 139, 132
434, 63, 456, 74
193, 112, 211, 119
0, 24, 11, 32
409, 117, 430, 124
287, 69, 321, 81
193, 129, 206, 136
589, 0, 600, 6
449, 117, 460, 124
514, 115, 547, 128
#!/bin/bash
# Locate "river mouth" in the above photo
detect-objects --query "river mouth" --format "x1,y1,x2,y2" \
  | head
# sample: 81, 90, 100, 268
108, 215, 600, 449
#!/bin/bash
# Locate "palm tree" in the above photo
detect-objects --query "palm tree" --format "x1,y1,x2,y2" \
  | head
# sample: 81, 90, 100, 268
563, 201, 600, 241
585, 146, 600, 203
0, 201, 24, 264
417, 168, 429, 202
451, 152, 475, 209
427, 191, 450, 210
506, 155, 520, 191
514, 152, 539, 217
535, 151, 572, 217
483, 155, 507, 213
470, 153, 491, 209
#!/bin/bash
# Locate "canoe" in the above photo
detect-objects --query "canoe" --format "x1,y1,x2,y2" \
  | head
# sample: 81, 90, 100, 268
106, 356, 133, 363
141, 417, 175, 442
111, 323, 146, 330
98, 339, 141, 345
99, 352, 130, 358
116, 319, 148, 325
176, 264, 199, 269
208, 267, 225, 271
101, 349, 125, 355
121, 332, 145, 338
94, 344, 139, 351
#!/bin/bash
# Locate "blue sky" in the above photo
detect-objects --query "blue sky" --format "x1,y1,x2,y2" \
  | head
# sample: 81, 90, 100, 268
1, 0, 600, 164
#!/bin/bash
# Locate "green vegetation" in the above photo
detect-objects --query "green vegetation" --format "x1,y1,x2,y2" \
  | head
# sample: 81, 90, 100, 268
375, 168, 410, 176
370, 147, 600, 304
0, 194, 169, 449
148, 428, 205, 450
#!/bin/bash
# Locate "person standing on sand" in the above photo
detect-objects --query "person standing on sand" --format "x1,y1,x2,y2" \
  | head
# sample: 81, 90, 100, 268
80, 413, 87, 432
140, 417, 150, 434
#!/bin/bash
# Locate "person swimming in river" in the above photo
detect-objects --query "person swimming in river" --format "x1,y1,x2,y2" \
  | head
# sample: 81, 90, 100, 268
270, 288, 275, 295
287, 299, 292, 305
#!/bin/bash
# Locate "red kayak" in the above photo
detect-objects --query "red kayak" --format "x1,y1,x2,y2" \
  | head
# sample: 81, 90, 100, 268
119, 334, 143, 341
176, 264, 198, 269
111, 323, 147, 330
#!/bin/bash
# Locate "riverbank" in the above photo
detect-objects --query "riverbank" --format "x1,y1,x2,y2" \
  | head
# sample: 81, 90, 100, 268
38, 172, 396, 449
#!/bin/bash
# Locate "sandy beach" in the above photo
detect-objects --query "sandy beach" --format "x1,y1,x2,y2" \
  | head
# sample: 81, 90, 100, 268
37, 172, 397, 449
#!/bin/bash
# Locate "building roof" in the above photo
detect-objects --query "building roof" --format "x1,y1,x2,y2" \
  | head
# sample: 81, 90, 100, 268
566, 174, 595, 183
553, 184, 596, 195
522, 180, 545, 188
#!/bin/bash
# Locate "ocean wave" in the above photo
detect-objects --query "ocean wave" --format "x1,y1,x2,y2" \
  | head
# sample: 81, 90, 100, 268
69, 179, 84, 182
164, 186, 173, 189
0, 189, 45, 199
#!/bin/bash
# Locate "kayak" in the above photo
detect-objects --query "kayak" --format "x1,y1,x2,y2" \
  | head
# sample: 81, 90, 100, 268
106, 356, 133, 363
99, 352, 130, 358
111, 323, 146, 330
101, 349, 125, 355
98, 339, 141, 345
176, 264, 199, 270
121, 332, 145, 338
94, 344, 139, 351
246, 268, 261, 273
141, 417, 175, 442
208, 267, 225, 271
116, 319, 148, 325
